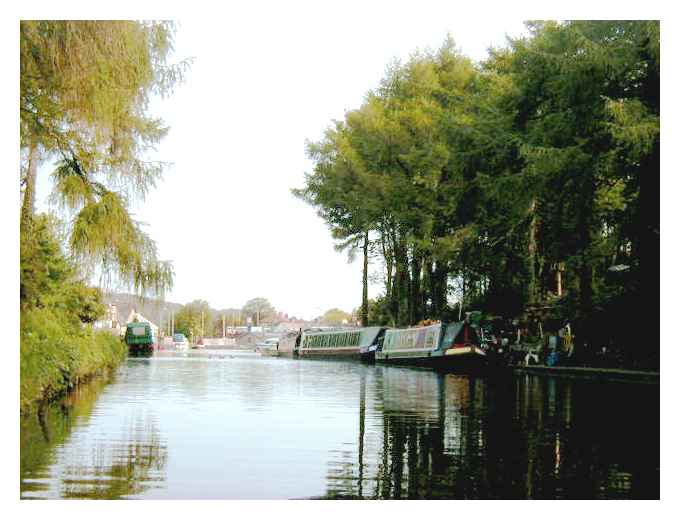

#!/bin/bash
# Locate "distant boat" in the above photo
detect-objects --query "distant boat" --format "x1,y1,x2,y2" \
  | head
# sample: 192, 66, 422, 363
125, 322, 156, 353
255, 337, 280, 355
173, 333, 189, 350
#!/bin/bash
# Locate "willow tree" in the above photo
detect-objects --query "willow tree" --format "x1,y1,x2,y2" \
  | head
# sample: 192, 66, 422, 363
20, 20, 189, 298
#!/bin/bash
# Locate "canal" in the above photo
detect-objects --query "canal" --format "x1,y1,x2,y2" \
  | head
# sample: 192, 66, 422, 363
20, 350, 659, 499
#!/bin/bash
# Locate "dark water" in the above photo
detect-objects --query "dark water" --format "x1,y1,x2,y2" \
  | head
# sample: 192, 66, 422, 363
20, 350, 659, 499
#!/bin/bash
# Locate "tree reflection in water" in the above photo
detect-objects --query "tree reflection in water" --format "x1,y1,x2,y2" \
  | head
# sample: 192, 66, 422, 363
21, 372, 168, 499
21, 375, 114, 497
323, 368, 658, 499
60, 411, 167, 499
21, 356, 657, 499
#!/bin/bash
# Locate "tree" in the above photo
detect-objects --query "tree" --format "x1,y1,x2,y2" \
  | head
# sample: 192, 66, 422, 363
20, 21, 190, 298
242, 298, 275, 326
297, 39, 491, 326
320, 308, 352, 326
498, 21, 659, 356
20, 214, 105, 323
294, 22, 659, 368
174, 300, 213, 340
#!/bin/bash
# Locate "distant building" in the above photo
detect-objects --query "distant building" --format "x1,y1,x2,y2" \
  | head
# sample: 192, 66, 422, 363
93, 303, 122, 335
125, 309, 159, 338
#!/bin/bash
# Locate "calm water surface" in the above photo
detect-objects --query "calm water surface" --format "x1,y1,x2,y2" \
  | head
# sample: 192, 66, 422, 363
20, 350, 659, 499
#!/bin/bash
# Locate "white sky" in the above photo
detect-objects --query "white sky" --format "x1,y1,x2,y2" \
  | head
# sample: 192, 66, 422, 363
35, 10, 533, 319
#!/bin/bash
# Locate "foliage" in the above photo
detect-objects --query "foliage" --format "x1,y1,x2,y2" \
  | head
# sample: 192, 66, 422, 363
20, 306, 126, 412
21, 214, 106, 320
319, 308, 353, 326
365, 296, 395, 327
20, 214, 127, 411
296, 22, 659, 367
242, 297, 276, 325
173, 300, 213, 339
20, 20, 189, 298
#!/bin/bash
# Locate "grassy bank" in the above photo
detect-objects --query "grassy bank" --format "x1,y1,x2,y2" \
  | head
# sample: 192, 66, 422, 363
20, 307, 127, 413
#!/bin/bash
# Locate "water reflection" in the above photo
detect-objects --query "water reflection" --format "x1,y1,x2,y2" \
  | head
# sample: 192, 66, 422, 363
20, 352, 658, 499
60, 411, 167, 499
322, 368, 658, 499
21, 370, 168, 499
21, 376, 112, 497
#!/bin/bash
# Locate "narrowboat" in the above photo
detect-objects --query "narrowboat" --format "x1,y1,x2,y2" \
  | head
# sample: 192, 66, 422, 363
296, 327, 384, 358
375, 320, 487, 369
125, 322, 156, 354
359, 328, 388, 362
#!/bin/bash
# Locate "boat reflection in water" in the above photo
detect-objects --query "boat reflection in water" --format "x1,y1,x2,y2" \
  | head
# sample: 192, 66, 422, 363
322, 366, 658, 499
20, 353, 658, 499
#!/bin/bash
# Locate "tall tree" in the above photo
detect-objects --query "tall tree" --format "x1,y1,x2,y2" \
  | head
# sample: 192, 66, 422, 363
502, 20, 659, 353
295, 22, 659, 367
20, 21, 189, 297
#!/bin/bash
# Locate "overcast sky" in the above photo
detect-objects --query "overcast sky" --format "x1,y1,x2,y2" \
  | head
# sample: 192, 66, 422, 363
35, 10, 529, 319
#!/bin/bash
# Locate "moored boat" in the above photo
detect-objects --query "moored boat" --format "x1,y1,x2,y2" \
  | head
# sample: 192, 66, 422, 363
296, 327, 384, 358
173, 333, 190, 350
255, 337, 280, 356
375, 320, 487, 369
125, 322, 155, 354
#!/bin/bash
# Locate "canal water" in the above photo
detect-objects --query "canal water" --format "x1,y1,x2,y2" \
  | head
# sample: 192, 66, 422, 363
20, 350, 659, 499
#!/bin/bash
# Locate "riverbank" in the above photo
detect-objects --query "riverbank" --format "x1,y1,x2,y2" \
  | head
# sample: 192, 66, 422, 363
513, 364, 659, 383
20, 307, 127, 413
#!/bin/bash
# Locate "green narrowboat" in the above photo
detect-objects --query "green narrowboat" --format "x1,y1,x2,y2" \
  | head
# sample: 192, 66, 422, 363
296, 327, 385, 358
125, 322, 156, 353
375, 321, 487, 369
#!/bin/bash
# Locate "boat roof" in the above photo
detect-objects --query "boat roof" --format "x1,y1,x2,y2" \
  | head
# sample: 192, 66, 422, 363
384, 323, 442, 334
302, 326, 383, 336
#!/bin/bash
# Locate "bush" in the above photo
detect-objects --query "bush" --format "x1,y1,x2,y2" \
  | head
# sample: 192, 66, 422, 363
20, 214, 127, 412
20, 307, 126, 413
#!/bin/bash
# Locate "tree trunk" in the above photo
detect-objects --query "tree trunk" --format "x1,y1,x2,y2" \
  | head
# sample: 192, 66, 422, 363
361, 230, 369, 327
389, 230, 399, 324
410, 249, 423, 324
394, 235, 410, 326
21, 143, 39, 231
430, 261, 447, 321
527, 197, 538, 305
381, 230, 393, 302
575, 171, 596, 354
423, 256, 433, 317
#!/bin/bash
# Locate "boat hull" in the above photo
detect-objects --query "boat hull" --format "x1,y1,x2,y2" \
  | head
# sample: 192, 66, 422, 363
256, 346, 281, 357
359, 345, 378, 363
296, 347, 362, 358
128, 343, 154, 354
376, 346, 488, 370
